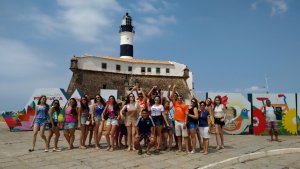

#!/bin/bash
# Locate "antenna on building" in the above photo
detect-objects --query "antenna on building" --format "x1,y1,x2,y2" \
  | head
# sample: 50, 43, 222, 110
264, 73, 269, 94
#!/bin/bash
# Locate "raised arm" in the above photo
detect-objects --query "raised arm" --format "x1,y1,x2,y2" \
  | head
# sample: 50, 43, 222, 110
147, 86, 156, 98
171, 85, 176, 102
167, 85, 172, 100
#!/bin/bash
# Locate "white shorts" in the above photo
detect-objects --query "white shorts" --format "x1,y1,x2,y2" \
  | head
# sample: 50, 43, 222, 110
199, 127, 210, 139
106, 118, 119, 126
175, 120, 188, 137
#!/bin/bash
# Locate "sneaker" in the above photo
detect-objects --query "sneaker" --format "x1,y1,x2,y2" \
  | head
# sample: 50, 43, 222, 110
53, 148, 61, 152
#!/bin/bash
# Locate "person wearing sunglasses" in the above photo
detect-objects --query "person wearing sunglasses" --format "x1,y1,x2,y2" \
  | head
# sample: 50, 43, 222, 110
120, 93, 140, 151
199, 101, 211, 155
78, 96, 90, 149
149, 95, 168, 154
172, 85, 189, 154
92, 94, 106, 150
187, 98, 199, 154
29, 95, 49, 152
46, 99, 61, 152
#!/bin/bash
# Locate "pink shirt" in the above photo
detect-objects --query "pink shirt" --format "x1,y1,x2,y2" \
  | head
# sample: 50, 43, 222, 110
65, 106, 76, 122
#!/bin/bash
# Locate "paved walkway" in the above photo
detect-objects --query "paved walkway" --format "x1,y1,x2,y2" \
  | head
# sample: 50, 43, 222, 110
0, 122, 299, 169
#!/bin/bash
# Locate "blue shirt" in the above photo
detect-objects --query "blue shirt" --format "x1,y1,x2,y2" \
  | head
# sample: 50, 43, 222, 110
199, 110, 210, 127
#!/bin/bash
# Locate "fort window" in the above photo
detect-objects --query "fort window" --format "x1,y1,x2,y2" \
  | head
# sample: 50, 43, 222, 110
102, 63, 107, 69
128, 66, 132, 72
116, 64, 121, 71
156, 67, 160, 74
147, 67, 151, 72
141, 67, 146, 73
103, 84, 106, 89
166, 68, 170, 73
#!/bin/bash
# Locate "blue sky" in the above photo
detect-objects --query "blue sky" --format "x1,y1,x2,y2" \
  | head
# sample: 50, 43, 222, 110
0, 0, 299, 110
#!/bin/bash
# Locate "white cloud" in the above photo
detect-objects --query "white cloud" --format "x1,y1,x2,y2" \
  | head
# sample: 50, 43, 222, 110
27, 0, 123, 43
0, 38, 70, 110
135, 15, 176, 38
0, 38, 56, 78
234, 86, 267, 93
268, 0, 288, 16
251, 0, 288, 16
133, 0, 159, 13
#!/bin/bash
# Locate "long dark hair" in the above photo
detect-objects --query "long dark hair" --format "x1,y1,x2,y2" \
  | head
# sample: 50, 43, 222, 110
214, 95, 222, 106
37, 95, 49, 111
190, 98, 198, 110
69, 98, 78, 116
125, 93, 135, 105
108, 95, 119, 112
51, 99, 61, 114
95, 94, 106, 106
80, 96, 89, 112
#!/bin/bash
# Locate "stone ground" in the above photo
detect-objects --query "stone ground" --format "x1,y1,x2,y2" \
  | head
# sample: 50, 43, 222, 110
0, 122, 299, 169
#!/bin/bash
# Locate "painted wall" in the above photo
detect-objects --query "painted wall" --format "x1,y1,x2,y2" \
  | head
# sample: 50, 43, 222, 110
251, 93, 297, 135
207, 93, 251, 134
2, 88, 69, 131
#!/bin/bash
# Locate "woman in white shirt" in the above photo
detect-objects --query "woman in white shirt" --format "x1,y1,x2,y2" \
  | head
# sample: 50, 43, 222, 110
213, 96, 226, 150
148, 95, 168, 153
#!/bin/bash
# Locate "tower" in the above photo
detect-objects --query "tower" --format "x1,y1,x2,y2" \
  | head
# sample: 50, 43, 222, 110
119, 12, 135, 59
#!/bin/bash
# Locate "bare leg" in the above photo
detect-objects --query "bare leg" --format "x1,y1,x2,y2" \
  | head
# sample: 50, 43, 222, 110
126, 126, 132, 151
203, 138, 209, 155
89, 124, 94, 146
70, 128, 75, 148
31, 125, 40, 151
105, 125, 112, 150
215, 125, 222, 149
156, 126, 162, 151
168, 130, 173, 151
184, 137, 189, 154
80, 125, 87, 148
53, 127, 60, 149
46, 128, 53, 150
98, 122, 104, 147
189, 128, 197, 152
64, 129, 71, 148
94, 122, 100, 148
177, 136, 182, 152
39, 126, 47, 150
109, 125, 117, 151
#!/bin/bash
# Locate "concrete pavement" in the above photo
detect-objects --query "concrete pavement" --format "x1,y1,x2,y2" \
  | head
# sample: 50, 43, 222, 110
0, 122, 299, 169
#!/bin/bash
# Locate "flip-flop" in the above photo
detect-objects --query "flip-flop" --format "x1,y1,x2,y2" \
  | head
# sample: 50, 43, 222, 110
28, 149, 34, 152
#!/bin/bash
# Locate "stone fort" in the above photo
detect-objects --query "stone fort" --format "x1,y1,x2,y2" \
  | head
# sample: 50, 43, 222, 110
67, 13, 193, 100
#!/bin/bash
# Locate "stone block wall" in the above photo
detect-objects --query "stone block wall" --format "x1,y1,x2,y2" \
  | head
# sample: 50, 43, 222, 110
67, 69, 191, 99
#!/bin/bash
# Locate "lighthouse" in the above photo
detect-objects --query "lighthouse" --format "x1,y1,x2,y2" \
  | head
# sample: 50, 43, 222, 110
119, 13, 134, 59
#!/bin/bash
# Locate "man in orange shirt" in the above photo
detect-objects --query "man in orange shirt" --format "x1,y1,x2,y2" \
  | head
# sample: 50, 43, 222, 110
172, 85, 189, 153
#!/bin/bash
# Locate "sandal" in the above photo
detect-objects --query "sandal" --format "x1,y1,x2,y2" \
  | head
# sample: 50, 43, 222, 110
28, 149, 34, 152
44, 149, 49, 152
146, 150, 151, 155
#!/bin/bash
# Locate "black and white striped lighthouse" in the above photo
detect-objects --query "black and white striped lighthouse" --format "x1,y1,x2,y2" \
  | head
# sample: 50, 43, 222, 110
119, 13, 135, 59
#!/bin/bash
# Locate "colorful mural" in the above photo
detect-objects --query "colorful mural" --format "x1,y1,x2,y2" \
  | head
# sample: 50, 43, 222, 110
2, 88, 69, 131
207, 93, 251, 135
250, 93, 297, 135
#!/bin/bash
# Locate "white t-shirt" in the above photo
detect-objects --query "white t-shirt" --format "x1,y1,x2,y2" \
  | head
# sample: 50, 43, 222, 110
150, 104, 164, 116
265, 106, 276, 122
214, 104, 224, 118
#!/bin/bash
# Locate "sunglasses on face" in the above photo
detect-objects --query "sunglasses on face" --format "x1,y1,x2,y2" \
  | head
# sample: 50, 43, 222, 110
96, 97, 100, 99
129, 95, 134, 98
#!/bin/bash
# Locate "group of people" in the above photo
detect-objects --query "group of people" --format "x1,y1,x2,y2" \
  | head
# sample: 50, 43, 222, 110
29, 85, 228, 155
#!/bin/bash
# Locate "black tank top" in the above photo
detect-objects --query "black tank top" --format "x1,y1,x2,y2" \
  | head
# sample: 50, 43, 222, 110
188, 107, 198, 124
